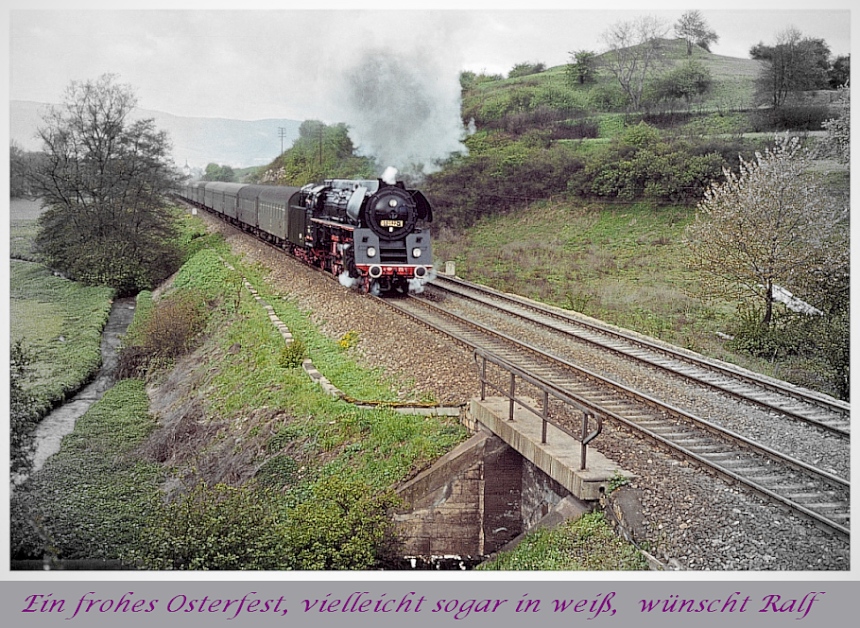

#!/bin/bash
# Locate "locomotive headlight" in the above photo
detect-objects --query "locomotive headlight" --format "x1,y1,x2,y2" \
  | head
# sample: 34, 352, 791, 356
412, 247, 423, 259
367, 246, 377, 258
388, 199, 398, 207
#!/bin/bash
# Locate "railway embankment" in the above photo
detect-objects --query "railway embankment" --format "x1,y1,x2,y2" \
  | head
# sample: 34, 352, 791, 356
201, 208, 850, 571
14, 204, 847, 571
12, 208, 651, 570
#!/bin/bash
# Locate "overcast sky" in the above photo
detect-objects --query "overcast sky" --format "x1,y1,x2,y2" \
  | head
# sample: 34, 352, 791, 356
6, 2, 853, 123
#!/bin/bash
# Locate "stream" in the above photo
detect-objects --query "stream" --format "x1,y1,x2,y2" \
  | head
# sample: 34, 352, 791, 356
25, 296, 137, 477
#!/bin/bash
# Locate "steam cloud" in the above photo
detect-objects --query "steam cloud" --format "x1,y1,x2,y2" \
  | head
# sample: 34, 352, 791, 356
339, 48, 469, 179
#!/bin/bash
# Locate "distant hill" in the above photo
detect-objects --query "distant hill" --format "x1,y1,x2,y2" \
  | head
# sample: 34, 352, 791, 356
10, 100, 301, 170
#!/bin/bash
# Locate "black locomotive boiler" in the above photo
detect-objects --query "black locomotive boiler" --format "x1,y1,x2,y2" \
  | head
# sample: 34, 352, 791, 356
179, 172, 434, 295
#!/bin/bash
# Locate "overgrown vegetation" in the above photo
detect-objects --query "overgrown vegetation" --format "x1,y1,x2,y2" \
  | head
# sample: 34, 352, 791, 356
12, 28, 849, 571
478, 512, 649, 571
10, 341, 39, 479
128, 481, 288, 570
116, 289, 208, 379
428, 34, 848, 400
11, 379, 163, 563
14, 238, 469, 568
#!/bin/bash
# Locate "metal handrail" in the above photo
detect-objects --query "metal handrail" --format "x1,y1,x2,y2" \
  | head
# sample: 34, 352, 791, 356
474, 348, 602, 470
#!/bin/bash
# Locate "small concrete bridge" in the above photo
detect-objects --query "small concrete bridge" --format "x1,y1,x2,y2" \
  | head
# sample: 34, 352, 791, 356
393, 350, 636, 560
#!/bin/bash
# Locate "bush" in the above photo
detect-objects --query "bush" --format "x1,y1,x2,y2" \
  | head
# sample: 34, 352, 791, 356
728, 304, 849, 400
10, 340, 39, 478
282, 476, 400, 570
278, 338, 307, 368
648, 60, 712, 105
587, 84, 630, 112
555, 119, 600, 140
568, 129, 726, 204
129, 481, 289, 570
508, 62, 546, 79
117, 289, 208, 378
425, 140, 585, 229
749, 105, 832, 132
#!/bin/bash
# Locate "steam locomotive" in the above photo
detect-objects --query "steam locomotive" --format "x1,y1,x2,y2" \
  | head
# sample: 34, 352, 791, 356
179, 171, 434, 295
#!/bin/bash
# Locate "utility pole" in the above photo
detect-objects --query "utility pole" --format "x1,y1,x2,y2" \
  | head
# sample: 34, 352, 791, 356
278, 127, 287, 155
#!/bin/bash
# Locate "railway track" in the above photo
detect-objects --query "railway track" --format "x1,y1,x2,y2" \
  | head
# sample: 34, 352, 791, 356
429, 274, 850, 437
192, 203, 850, 540
379, 284, 850, 540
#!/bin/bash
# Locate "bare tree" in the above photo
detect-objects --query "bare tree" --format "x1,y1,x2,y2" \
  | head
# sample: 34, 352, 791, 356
685, 135, 846, 328
31, 74, 181, 295
674, 10, 719, 55
600, 15, 669, 110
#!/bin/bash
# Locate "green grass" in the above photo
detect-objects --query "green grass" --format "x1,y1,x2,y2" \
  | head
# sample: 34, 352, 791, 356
9, 259, 115, 414
11, 214, 648, 570
462, 38, 764, 136
11, 379, 163, 561
139, 244, 471, 501
435, 199, 734, 347
478, 512, 649, 571
433, 187, 847, 392
10, 220, 41, 260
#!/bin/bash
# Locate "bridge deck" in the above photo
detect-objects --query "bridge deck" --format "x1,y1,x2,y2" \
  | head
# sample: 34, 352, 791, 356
469, 397, 634, 501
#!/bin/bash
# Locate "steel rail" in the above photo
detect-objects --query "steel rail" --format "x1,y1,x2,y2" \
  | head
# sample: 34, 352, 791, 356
380, 294, 850, 540
430, 274, 850, 436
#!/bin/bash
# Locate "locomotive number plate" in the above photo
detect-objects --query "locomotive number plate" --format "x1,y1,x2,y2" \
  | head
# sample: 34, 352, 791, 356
380, 220, 404, 228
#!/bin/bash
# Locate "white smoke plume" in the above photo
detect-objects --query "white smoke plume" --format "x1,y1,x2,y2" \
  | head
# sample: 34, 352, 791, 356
381, 166, 398, 185
337, 47, 469, 180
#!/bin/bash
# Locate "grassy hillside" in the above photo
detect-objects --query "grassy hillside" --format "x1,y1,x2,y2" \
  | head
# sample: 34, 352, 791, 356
430, 39, 848, 399
461, 39, 767, 138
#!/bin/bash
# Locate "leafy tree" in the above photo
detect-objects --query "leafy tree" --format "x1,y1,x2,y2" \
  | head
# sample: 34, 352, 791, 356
202, 163, 235, 182
566, 50, 598, 86
600, 15, 669, 110
30, 74, 182, 296
10, 340, 39, 481
459, 70, 503, 93
257, 120, 375, 186
828, 55, 850, 89
750, 28, 831, 108
651, 60, 713, 103
674, 10, 719, 55
10, 142, 43, 199
686, 135, 846, 328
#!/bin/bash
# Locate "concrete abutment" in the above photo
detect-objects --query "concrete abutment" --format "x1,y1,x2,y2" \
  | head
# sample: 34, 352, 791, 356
393, 397, 639, 563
